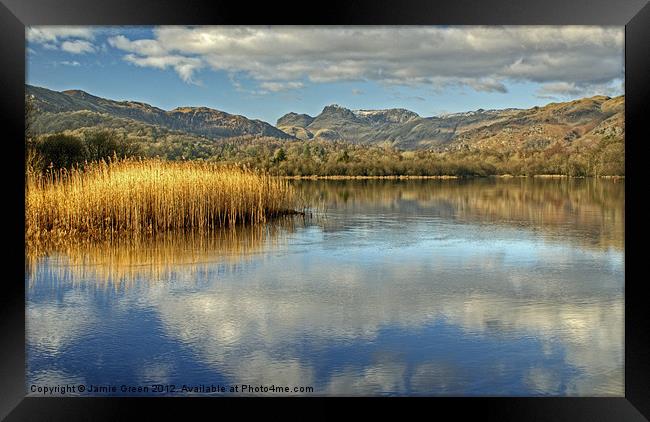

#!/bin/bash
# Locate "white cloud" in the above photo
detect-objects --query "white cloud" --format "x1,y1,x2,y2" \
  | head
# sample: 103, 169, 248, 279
26, 27, 95, 44
60, 61, 81, 66
27, 26, 97, 54
61, 40, 96, 54
537, 82, 585, 98
467, 78, 508, 93
108, 35, 166, 56
123, 53, 203, 84
536, 79, 624, 100
258, 81, 304, 92
107, 26, 623, 96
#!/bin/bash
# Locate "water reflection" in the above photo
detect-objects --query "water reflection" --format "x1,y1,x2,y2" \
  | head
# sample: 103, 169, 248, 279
26, 179, 624, 396
297, 178, 624, 251
26, 219, 298, 288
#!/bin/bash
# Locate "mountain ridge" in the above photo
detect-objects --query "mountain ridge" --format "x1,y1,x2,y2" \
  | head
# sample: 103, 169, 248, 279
276, 96, 623, 150
27, 85, 292, 140
27, 84, 624, 153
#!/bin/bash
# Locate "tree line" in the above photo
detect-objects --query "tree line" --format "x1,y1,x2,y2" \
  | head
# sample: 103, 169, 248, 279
25, 130, 623, 177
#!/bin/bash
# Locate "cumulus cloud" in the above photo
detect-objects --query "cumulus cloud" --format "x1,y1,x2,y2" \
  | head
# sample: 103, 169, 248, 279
104, 26, 622, 96
123, 53, 203, 84
258, 81, 304, 92
536, 79, 623, 100
60, 61, 81, 67
107, 34, 166, 56
26, 27, 95, 44
466, 78, 508, 93
27, 26, 97, 55
61, 40, 96, 54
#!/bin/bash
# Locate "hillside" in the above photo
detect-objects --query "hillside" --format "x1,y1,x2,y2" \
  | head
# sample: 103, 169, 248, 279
26, 84, 624, 176
26, 85, 292, 140
276, 96, 623, 151
447, 96, 624, 153
28, 84, 624, 155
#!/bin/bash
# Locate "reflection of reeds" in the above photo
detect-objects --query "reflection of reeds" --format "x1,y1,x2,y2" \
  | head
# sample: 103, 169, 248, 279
26, 217, 302, 288
26, 158, 299, 244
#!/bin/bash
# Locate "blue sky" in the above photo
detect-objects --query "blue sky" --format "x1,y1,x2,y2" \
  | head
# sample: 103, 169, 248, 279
26, 26, 624, 124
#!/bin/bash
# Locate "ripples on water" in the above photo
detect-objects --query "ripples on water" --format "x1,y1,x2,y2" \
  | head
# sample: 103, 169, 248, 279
26, 178, 624, 396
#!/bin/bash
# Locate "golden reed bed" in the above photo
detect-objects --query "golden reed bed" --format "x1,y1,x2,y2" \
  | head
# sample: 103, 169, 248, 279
26, 158, 300, 244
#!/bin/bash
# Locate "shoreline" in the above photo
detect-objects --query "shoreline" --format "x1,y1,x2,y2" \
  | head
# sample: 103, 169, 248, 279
283, 174, 625, 180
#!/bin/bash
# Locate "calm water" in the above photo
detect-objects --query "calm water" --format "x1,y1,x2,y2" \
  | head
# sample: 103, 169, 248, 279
26, 178, 624, 396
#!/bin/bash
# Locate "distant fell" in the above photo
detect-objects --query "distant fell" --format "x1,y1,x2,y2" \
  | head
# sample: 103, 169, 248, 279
276, 96, 623, 150
27, 84, 623, 153
26, 85, 292, 140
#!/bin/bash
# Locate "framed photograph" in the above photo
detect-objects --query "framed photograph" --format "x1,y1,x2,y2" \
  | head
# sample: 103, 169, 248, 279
2, 0, 648, 419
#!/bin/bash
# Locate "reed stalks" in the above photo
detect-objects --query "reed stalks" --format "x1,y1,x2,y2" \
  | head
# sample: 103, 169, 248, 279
26, 157, 299, 244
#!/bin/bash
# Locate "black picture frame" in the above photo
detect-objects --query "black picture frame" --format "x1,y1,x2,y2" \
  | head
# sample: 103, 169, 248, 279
2, 0, 648, 419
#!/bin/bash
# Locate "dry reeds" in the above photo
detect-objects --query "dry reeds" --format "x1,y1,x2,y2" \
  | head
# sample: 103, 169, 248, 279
26, 157, 300, 244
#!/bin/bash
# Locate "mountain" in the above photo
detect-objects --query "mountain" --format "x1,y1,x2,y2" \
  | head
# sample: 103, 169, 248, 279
276, 112, 315, 128
28, 84, 624, 154
276, 97, 624, 150
26, 85, 292, 140
447, 95, 624, 152
275, 104, 521, 147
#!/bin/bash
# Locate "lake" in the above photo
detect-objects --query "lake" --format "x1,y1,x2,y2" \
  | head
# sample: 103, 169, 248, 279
26, 178, 625, 396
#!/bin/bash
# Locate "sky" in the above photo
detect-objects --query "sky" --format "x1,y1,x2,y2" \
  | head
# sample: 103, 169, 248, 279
26, 26, 624, 124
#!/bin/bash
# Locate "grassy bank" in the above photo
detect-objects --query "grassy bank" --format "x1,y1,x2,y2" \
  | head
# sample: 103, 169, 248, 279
26, 158, 299, 243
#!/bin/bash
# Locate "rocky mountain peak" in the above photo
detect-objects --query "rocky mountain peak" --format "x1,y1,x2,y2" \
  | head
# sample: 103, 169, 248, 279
321, 104, 355, 115
353, 108, 420, 124
276, 112, 315, 128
